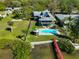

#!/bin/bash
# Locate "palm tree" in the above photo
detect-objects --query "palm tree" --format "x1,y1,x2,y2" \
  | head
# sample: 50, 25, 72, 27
22, 19, 31, 41
7, 21, 14, 32
65, 17, 79, 42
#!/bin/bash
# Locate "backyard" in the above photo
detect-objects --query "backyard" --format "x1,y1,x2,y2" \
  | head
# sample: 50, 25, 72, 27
0, 16, 54, 41
0, 16, 55, 59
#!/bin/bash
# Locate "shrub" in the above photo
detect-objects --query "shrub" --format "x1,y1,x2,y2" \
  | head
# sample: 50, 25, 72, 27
7, 21, 14, 26
6, 27, 12, 32
11, 40, 31, 59
12, 10, 22, 19
0, 39, 31, 59
58, 39, 75, 54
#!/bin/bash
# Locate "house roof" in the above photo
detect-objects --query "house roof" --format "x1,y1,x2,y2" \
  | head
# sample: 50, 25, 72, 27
39, 17, 52, 21
55, 14, 79, 20
33, 10, 50, 17
6, 7, 21, 11
33, 11, 41, 17
33, 10, 56, 22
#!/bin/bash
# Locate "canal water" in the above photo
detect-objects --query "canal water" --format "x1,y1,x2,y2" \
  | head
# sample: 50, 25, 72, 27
30, 43, 79, 59
63, 51, 79, 59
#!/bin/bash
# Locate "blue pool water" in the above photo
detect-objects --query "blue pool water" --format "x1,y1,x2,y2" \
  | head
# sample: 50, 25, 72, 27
39, 29, 57, 34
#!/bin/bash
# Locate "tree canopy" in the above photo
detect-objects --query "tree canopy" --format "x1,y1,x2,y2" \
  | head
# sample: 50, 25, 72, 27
65, 17, 79, 42
0, 2, 5, 11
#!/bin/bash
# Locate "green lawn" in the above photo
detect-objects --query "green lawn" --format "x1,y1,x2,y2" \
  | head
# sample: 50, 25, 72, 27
0, 11, 5, 14
27, 21, 54, 42
0, 17, 54, 41
0, 17, 28, 40
0, 16, 54, 59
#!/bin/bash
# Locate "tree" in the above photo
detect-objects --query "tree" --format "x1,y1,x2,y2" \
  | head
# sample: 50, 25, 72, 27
11, 1, 21, 7
58, 39, 75, 54
48, 0, 59, 13
12, 40, 31, 59
0, 2, 5, 11
73, 0, 79, 11
27, 0, 52, 11
59, 0, 75, 13
4, 0, 12, 7
13, 6, 32, 20
13, 10, 22, 19
21, 6, 32, 20
4, 0, 21, 7
65, 17, 79, 42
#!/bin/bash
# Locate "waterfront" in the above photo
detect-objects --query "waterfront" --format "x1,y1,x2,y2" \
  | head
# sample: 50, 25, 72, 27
31, 44, 79, 59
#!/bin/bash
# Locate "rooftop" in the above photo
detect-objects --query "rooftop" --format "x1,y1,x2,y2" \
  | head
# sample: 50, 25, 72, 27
55, 14, 79, 20
33, 10, 50, 17
39, 17, 52, 21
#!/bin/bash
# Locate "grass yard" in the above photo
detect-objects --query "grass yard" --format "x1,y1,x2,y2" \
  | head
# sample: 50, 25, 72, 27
0, 16, 28, 40
28, 35, 54, 42
0, 17, 54, 59
0, 16, 54, 41
0, 11, 5, 14
27, 21, 54, 42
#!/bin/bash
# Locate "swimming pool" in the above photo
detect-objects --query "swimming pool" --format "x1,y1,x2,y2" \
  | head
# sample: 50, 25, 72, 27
40, 29, 57, 34
36, 29, 60, 35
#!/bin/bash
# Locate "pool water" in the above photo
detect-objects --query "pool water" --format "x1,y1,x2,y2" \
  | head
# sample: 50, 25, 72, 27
63, 51, 79, 59
39, 29, 58, 34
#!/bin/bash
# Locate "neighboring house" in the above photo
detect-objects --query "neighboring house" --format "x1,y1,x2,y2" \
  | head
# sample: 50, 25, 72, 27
5, 10, 12, 15
55, 14, 79, 27
55, 14, 79, 20
3, 7, 21, 16
6, 7, 21, 11
0, 7, 21, 18
0, 14, 6, 18
33, 10, 56, 26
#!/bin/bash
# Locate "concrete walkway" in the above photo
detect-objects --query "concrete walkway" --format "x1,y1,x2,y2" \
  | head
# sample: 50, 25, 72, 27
69, 41, 79, 50
72, 43, 79, 50
11, 19, 23, 21
31, 40, 58, 48
31, 40, 79, 50
31, 40, 52, 45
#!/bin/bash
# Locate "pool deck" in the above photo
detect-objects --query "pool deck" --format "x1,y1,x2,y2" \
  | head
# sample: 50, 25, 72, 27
31, 40, 58, 48
39, 32, 54, 35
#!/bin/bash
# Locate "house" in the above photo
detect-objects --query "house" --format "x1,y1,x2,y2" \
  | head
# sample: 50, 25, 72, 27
33, 10, 50, 17
55, 14, 79, 27
55, 14, 79, 20
0, 14, 6, 18
37, 17, 53, 26
5, 7, 21, 11
4, 7, 21, 15
32, 10, 50, 20
33, 10, 56, 26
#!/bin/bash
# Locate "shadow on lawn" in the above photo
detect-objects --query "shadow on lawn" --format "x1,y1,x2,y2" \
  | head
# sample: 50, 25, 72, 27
50, 42, 58, 59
